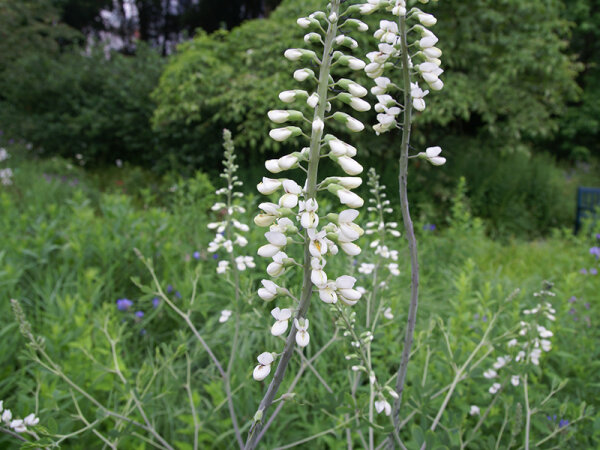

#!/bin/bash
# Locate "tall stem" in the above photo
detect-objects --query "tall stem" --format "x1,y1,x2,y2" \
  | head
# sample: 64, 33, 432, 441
391, 11, 420, 436
524, 374, 530, 450
244, 4, 340, 448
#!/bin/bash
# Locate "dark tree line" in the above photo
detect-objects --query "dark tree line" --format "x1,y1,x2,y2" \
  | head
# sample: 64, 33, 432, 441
51, 0, 283, 54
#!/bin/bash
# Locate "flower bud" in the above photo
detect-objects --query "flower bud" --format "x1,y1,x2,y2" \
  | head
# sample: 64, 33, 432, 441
417, 13, 437, 27
342, 18, 368, 32
269, 127, 302, 142
304, 32, 321, 44
279, 90, 308, 103
332, 112, 364, 132
293, 68, 314, 82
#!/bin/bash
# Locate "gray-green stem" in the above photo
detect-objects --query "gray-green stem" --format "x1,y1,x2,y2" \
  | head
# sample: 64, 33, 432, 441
391, 10, 419, 442
244, 4, 340, 448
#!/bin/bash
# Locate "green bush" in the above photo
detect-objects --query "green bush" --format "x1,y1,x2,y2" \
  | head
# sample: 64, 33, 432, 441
0, 45, 163, 166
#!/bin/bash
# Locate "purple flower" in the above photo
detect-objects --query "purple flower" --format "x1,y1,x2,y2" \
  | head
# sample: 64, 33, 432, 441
590, 247, 600, 259
585, 302, 591, 310
569, 308, 576, 315
140, 329, 147, 336
423, 224, 436, 231
580, 268, 588, 275
547, 415, 557, 421
175, 291, 182, 299
116, 298, 133, 311
212, 253, 219, 260
482, 315, 488, 323
8, 139, 14, 144
135, 311, 145, 318
152, 297, 160, 308
596, 233, 600, 240
167, 284, 174, 293
568, 296, 577, 303
193, 251, 201, 260
559, 419, 569, 428
590, 268, 598, 275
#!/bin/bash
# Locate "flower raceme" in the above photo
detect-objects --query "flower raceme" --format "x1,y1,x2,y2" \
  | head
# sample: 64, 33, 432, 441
251, 1, 369, 386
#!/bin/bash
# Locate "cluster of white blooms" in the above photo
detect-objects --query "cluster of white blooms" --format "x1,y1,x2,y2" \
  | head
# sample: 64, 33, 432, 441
357, 168, 401, 289
1, 400, 40, 434
207, 130, 254, 274
252, 3, 370, 381
484, 291, 556, 395
355, 0, 446, 164
0, 148, 12, 186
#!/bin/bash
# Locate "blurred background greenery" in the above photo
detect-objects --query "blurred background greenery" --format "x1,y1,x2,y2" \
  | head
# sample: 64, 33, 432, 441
0, 0, 599, 237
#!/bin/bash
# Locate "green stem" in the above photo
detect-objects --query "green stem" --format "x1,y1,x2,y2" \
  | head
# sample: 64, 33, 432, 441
391, 10, 419, 438
244, 4, 341, 448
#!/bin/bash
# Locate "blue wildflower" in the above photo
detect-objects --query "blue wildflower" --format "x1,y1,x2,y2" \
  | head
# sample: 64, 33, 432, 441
212, 253, 219, 260
590, 247, 600, 259
590, 268, 598, 275
559, 419, 569, 428
568, 296, 577, 303
193, 251, 201, 260
116, 298, 133, 311
135, 311, 145, 318
152, 297, 160, 308
580, 268, 588, 275
175, 291, 182, 299
167, 284, 174, 293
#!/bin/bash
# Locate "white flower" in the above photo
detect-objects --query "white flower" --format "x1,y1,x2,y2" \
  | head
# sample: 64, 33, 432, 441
279, 179, 302, 208
530, 348, 542, 365
258, 279, 279, 301
511, 375, 520, 386
2, 408, 12, 423
336, 275, 361, 306
235, 255, 255, 270
10, 419, 26, 433
537, 325, 553, 338
23, 413, 39, 427
419, 35, 439, 49
269, 127, 301, 142
337, 189, 364, 208
253, 352, 274, 381
411, 82, 429, 111
375, 399, 392, 416
507, 338, 518, 347
493, 356, 510, 370
483, 369, 497, 379
299, 198, 319, 229
337, 156, 363, 175
540, 339, 552, 352
294, 68, 314, 82
419, 146, 446, 166
308, 228, 328, 257
277, 154, 300, 170
307, 92, 319, 108
258, 231, 288, 258
489, 383, 501, 395
417, 13, 437, 27
284, 49, 303, 61
267, 252, 288, 277
374, 20, 399, 44
255, 202, 280, 227
295, 318, 310, 347
312, 118, 324, 132
348, 97, 371, 112
271, 307, 292, 336
219, 309, 232, 323
423, 47, 442, 59
347, 57, 366, 70
338, 209, 363, 242
383, 307, 394, 320
296, 17, 311, 28
310, 257, 328, 288
388, 263, 400, 276
339, 241, 361, 256
257, 177, 282, 195
0, 149, 9, 162
469, 405, 480, 416
328, 139, 357, 157
358, 263, 375, 274
217, 260, 229, 274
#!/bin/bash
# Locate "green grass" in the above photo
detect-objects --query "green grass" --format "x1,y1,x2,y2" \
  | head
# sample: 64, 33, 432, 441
1, 148, 599, 448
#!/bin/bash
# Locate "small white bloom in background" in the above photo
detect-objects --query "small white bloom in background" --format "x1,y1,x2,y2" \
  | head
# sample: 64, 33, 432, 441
530, 348, 542, 365
383, 307, 394, 320
388, 263, 400, 276
0, 168, 13, 186
511, 375, 520, 386
483, 369, 497, 379
489, 383, 501, 395
537, 325, 553, 338
0, 148, 9, 162
375, 398, 392, 416
469, 405, 480, 416
253, 352, 275, 381
295, 318, 310, 347
2, 408, 12, 423
10, 419, 26, 433
235, 255, 255, 271
493, 356, 510, 370
219, 310, 232, 323
358, 263, 375, 274
216, 260, 229, 274
271, 307, 292, 336
23, 413, 39, 427
507, 338, 518, 347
